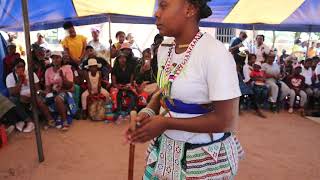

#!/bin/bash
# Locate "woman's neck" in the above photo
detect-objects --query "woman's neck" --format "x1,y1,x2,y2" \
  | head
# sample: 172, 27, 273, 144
120, 64, 126, 70
175, 27, 199, 46
53, 66, 60, 71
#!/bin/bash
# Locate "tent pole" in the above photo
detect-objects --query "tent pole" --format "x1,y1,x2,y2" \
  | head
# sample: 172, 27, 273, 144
108, 14, 112, 66
252, 25, 256, 53
21, 0, 44, 163
306, 25, 312, 58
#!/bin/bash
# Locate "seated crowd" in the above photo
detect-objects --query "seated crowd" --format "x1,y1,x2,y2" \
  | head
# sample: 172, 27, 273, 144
0, 21, 163, 133
231, 32, 320, 118
1, 24, 319, 135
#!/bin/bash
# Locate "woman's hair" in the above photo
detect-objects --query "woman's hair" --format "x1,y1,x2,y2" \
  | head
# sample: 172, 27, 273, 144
256, 34, 265, 41
187, 0, 212, 19
13, 58, 26, 67
115, 31, 125, 38
248, 54, 257, 60
142, 48, 151, 56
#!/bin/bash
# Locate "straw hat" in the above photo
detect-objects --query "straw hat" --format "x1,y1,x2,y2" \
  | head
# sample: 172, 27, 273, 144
85, 58, 102, 69
50, 51, 62, 58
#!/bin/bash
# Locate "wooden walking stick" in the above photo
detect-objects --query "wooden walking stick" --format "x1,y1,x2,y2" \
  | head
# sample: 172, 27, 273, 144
128, 111, 137, 180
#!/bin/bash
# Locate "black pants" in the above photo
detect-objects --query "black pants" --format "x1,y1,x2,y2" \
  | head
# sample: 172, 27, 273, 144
0, 107, 29, 126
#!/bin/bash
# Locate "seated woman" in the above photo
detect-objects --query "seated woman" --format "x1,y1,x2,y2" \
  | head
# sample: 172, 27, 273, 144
45, 51, 76, 131
0, 94, 35, 133
262, 53, 293, 112
6, 58, 54, 132
135, 48, 157, 84
111, 52, 136, 116
81, 58, 110, 119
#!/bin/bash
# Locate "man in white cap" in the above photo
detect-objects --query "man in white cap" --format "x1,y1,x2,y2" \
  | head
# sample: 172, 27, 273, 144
88, 27, 109, 60
33, 32, 49, 50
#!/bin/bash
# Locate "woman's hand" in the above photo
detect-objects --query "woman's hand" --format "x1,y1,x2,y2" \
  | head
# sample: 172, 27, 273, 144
126, 115, 169, 144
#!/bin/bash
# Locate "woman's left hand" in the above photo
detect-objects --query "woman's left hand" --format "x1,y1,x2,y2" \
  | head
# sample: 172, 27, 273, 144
128, 115, 169, 143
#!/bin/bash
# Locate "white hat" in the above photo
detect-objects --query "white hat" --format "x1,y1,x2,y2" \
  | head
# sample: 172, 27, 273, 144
37, 32, 45, 38
91, 27, 100, 33
254, 61, 262, 67
85, 58, 102, 69
50, 51, 62, 57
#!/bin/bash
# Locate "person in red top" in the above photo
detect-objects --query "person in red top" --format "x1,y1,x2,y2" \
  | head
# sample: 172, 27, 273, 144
250, 61, 268, 107
3, 44, 20, 77
286, 64, 307, 115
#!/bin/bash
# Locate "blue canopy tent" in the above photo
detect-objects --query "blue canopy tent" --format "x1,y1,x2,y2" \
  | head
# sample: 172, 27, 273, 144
0, 0, 320, 32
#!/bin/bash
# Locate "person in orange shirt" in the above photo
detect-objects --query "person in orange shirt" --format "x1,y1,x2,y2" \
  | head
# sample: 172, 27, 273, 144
61, 21, 87, 68
307, 42, 317, 58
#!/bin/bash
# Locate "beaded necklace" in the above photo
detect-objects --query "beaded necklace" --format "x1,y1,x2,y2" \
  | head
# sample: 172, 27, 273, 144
158, 31, 204, 101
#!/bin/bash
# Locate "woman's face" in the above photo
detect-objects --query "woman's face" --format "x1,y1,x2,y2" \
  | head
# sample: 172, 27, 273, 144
36, 49, 46, 60
52, 55, 62, 67
15, 62, 25, 74
248, 56, 256, 65
143, 52, 152, 61
119, 56, 127, 66
117, 33, 126, 44
155, 0, 191, 36
253, 64, 261, 71
267, 56, 274, 64
89, 65, 98, 73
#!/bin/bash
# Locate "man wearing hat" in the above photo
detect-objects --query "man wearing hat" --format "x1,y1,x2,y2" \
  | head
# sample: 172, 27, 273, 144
88, 27, 107, 53
7, 32, 25, 56
286, 64, 307, 115
33, 32, 49, 50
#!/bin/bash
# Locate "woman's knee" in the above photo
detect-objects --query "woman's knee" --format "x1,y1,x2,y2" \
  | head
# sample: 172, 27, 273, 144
54, 95, 64, 106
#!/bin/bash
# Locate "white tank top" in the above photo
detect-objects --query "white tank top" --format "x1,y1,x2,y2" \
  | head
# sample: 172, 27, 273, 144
89, 72, 100, 92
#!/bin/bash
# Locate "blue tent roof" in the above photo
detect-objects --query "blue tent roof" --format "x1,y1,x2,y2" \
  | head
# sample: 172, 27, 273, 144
0, 0, 319, 32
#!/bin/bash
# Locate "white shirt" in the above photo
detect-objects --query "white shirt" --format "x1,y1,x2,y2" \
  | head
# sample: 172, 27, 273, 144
6, 72, 39, 97
261, 63, 280, 79
315, 63, 320, 83
88, 40, 107, 52
255, 44, 270, 63
243, 64, 253, 83
157, 33, 241, 144
301, 67, 313, 85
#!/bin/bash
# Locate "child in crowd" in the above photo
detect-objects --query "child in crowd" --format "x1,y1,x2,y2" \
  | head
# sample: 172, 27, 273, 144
250, 61, 269, 105
3, 44, 20, 77
286, 64, 307, 115
81, 58, 110, 119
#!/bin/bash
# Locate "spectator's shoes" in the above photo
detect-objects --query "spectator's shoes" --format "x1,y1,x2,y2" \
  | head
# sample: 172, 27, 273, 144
48, 119, 56, 127
288, 108, 294, 113
15, 121, 25, 132
23, 122, 35, 133
61, 122, 69, 131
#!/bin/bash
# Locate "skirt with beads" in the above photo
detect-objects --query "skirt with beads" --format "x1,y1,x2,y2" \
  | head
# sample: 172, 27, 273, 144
143, 133, 244, 180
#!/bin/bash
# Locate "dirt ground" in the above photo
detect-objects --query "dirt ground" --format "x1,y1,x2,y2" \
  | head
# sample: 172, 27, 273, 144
0, 111, 320, 180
